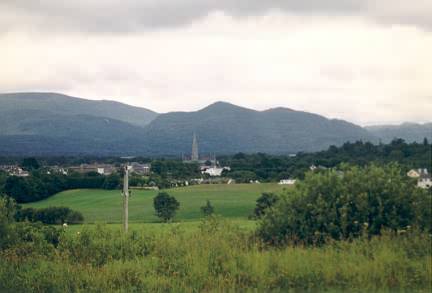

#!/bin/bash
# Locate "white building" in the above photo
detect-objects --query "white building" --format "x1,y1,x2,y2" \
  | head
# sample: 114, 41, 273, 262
418, 176, 432, 189
407, 168, 430, 178
130, 162, 151, 175
279, 179, 296, 185
407, 169, 422, 178
417, 170, 431, 189
202, 166, 230, 177
407, 169, 431, 189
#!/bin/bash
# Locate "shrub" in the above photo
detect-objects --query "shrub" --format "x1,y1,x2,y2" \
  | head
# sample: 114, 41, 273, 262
0, 196, 17, 249
153, 192, 180, 222
253, 192, 279, 218
200, 200, 215, 216
102, 173, 120, 189
258, 164, 431, 245
15, 206, 84, 224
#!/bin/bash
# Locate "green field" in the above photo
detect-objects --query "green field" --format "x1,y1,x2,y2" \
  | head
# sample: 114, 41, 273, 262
24, 183, 285, 223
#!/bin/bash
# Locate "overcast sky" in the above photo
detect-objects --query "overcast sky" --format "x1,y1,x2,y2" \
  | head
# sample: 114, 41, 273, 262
1, 0, 431, 125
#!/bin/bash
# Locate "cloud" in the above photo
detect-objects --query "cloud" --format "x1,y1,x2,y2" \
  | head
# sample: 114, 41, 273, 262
1, 0, 431, 34
2, 11, 430, 125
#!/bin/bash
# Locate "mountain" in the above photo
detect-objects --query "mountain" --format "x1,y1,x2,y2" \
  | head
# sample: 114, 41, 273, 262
0, 93, 377, 155
142, 102, 375, 155
0, 92, 158, 155
365, 123, 432, 143
0, 92, 158, 135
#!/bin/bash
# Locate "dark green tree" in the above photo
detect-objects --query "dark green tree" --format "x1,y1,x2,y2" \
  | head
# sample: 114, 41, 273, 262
254, 192, 279, 218
4, 176, 32, 202
102, 173, 120, 189
153, 192, 180, 222
21, 157, 40, 171
201, 200, 215, 216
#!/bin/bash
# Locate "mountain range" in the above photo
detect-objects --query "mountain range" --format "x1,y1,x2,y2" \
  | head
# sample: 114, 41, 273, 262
365, 123, 432, 144
0, 92, 430, 156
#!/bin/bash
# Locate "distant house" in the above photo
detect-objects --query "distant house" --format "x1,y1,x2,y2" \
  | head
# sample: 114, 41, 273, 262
407, 169, 422, 178
309, 165, 327, 171
279, 179, 296, 185
417, 170, 431, 189
0, 165, 29, 177
68, 164, 116, 175
201, 165, 230, 177
408, 169, 427, 179
407, 169, 431, 189
50, 166, 68, 175
202, 166, 230, 177
130, 162, 151, 175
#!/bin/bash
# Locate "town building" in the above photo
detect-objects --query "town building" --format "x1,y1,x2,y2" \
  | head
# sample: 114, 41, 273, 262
202, 166, 230, 177
279, 179, 297, 185
130, 162, 151, 175
407, 169, 431, 189
407, 169, 428, 178
68, 164, 116, 175
0, 165, 29, 177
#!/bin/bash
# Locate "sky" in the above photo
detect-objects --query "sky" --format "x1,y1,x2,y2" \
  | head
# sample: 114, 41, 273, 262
1, 0, 431, 126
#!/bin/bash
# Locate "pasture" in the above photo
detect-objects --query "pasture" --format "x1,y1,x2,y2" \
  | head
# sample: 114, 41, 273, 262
24, 183, 286, 223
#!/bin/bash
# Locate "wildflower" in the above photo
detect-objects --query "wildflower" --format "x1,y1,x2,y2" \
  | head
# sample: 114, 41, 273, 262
363, 222, 369, 227
77, 231, 81, 235
354, 221, 358, 224
63, 223, 68, 228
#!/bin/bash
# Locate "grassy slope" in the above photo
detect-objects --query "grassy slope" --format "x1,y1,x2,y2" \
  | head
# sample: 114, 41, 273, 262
24, 183, 285, 223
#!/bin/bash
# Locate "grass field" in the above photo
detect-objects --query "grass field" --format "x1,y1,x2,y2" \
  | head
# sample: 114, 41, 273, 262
24, 183, 286, 223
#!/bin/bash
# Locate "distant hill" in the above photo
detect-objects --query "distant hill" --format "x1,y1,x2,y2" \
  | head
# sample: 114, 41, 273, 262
365, 123, 432, 143
0, 92, 158, 134
142, 102, 375, 155
0, 93, 377, 155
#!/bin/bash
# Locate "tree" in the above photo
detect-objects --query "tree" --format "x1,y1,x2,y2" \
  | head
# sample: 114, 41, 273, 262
102, 173, 120, 189
254, 192, 279, 218
153, 192, 180, 222
21, 157, 40, 171
201, 200, 214, 216
4, 176, 32, 203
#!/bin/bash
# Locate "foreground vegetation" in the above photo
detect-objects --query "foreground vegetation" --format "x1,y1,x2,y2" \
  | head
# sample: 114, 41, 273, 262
1, 218, 431, 292
1, 163, 431, 292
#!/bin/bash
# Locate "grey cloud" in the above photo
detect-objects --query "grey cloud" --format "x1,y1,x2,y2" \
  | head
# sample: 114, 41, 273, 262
1, 0, 430, 34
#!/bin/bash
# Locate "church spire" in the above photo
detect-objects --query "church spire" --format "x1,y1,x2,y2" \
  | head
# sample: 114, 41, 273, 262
191, 132, 199, 161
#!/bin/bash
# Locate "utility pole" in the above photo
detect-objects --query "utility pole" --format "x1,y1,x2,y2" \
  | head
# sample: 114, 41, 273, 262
122, 164, 129, 232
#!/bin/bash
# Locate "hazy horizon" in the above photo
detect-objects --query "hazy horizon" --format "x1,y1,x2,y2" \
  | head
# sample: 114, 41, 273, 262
1, 1, 431, 126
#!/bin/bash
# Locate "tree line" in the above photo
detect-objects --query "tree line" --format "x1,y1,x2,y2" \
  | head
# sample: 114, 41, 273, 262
3, 171, 121, 203
220, 138, 431, 182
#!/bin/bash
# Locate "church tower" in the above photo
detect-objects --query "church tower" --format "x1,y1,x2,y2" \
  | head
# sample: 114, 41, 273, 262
191, 132, 199, 161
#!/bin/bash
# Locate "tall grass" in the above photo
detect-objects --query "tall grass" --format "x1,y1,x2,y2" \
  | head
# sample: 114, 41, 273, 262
0, 217, 431, 292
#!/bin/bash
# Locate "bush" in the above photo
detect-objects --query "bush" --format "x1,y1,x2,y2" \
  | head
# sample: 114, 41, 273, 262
200, 200, 215, 216
153, 192, 180, 222
0, 196, 17, 249
257, 164, 432, 245
15, 206, 84, 224
102, 173, 120, 189
253, 192, 279, 218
